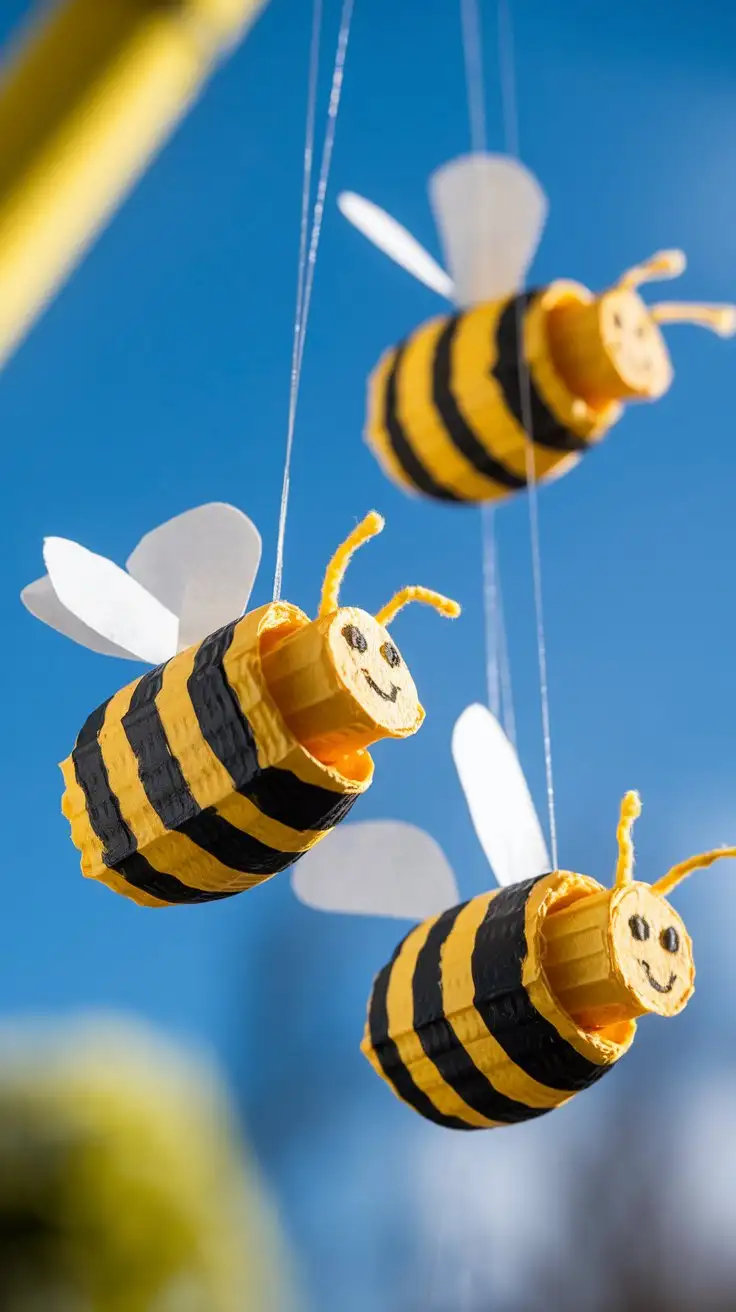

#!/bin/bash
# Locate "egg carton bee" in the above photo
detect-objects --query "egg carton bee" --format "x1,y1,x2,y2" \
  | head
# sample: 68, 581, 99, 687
290, 702, 736, 1130
21, 504, 458, 907
339, 153, 736, 506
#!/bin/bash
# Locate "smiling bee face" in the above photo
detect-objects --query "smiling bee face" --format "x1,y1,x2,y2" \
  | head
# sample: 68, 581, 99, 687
538, 792, 736, 1033
597, 288, 673, 401
545, 249, 736, 413
328, 607, 423, 738
259, 512, 459, 768
609, 882, 694, 1017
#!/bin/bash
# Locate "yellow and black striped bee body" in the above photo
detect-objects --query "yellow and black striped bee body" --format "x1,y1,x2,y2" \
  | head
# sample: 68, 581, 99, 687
64, 604, 371, 908
346, 155, 736, 507
55, 511, 459, 909
367, 285, 619, 507
363, 873, 635, 1130
295, 703, 736, 1132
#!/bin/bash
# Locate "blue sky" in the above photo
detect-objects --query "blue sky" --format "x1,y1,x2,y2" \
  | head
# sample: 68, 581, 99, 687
2, 1, 736, 1307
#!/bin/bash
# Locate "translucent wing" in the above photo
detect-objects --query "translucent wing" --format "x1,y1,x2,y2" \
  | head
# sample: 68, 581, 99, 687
338, 191, 455, 300
452, 702, 551, 887
125, 503, 262, 650
43, 537, 178, 665
429, 154, 548, 307
291, 820, 460, 920
20, 576, 138, 659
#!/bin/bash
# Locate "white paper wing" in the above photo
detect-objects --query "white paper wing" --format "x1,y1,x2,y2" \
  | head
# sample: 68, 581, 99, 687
291, 820, 460, 920
452, 703, 551, 887
338, 191, 455, 300
43, 537, 179, 666
20, 576, 139, 659
125, 503, 262, 651
429, 154, 548, 307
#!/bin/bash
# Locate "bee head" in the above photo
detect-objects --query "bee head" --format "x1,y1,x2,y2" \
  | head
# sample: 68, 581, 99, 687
541, 792, 736, 1031
545, 251, 736, 413
260, 514, 460, 767
604, 791, 736, 1018
316, 513, 460, 745
597, 250, 736, 402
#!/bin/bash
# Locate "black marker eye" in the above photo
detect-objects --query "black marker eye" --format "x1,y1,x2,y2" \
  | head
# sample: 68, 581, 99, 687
380, 641, 401, 669
341, 624, 367, 654
660, 926, 679, 954
613, 312, 623, 329
629, 914, 650, 942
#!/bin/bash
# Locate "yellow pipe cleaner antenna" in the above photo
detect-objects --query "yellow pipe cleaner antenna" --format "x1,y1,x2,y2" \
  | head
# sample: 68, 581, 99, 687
652, 845, 736, 898
319, 512, 385, 617
618, 249, 686, 290
375, 586, 461, 627
614, 791, 642, 887
649, 302, 736, 337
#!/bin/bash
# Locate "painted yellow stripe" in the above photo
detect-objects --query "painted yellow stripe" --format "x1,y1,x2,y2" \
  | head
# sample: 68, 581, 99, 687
60, 754, 103, 880
155, 644, 323, 852
397, 317, 511, 502
387, 916, 500, 1129
139, 831, 274, 896
99, 682, 166, 853
366, 347, 420, 494
442, 892, 567, 1111
153, 644, 229, 811
452, 304, 575, 484
360, 1014, 427, 1122
99, 682, 274, 897
60, 720, 170, 909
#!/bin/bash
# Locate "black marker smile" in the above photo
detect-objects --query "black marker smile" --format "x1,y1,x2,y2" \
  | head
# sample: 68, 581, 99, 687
363, 670, 399, 703
641, 961, 677, 994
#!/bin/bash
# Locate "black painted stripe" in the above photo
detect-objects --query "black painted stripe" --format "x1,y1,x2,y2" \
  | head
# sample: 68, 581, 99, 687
472, 878, 611, 1093
180, 811, 302, 876
187, 622, 362, 832
122, 663, 195, 830
76, 699, 111, 751
122, 658, 306, 876
368, 948, 475, 1131
72, 697, 137, 866
433, 316, 527, 492
253, 767, 359, 833
116, 852, 238, 905
413, 903, 548, 1125
493, 292, 590, 453
187, 621, 259, 779
383, 342, 463, 503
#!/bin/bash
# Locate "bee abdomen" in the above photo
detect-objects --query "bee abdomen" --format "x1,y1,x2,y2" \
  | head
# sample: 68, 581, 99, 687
62, 603, 373, 907
366, 287, 619, 506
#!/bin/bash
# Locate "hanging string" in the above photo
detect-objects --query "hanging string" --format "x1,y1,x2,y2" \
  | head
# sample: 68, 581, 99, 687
496, 551, 516, 746
496, 0, 558, 867
460, 0, 487, 154
272, 0, 355, 601
496, 0, 519, 157
460, 0, 517, 743
271, 0, 321, 604
480, 502, 516, 743
481, 507, 500, 718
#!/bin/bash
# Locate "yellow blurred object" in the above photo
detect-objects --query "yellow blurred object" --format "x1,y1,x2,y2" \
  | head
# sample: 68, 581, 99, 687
0, 1016, 295, 1311
0, 0, 269, 370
